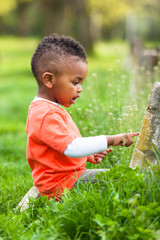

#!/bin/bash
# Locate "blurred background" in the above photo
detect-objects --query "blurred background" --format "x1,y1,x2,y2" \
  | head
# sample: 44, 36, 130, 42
0, 0, 160, 52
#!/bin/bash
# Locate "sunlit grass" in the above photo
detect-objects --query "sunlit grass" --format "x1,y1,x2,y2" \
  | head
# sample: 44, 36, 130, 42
88, 40, 129, 71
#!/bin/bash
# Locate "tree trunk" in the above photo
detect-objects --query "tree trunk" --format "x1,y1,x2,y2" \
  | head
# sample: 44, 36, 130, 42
71, 0, 93, 52
16, 1, 30, 36
39, 0, 93, 52
39, 0, 67, 36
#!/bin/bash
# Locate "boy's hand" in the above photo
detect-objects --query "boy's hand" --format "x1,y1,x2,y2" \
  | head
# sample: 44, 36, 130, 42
87, 148, 113, 164
107, 132, 139, 147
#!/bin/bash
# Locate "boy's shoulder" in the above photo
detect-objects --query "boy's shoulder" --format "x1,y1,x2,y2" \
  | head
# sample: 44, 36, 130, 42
26, 99, 71, 133
28, 99, 68, 120
30, 99, 65, 113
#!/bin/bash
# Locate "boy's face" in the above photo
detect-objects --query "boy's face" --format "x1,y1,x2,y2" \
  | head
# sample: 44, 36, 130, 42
46, 57, 88, 107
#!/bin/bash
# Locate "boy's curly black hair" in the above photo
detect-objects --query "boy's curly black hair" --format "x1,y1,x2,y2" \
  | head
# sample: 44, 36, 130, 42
31, 33, 87, 82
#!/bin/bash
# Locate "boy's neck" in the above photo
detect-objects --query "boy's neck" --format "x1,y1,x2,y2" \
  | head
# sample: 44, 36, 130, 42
37, 88, 56, 103
33, 96, 60, 107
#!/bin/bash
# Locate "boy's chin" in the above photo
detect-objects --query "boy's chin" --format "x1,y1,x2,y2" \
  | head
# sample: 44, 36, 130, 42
61, 100, 75, 108
65, 104, 71, 108
61, 103, 71, 108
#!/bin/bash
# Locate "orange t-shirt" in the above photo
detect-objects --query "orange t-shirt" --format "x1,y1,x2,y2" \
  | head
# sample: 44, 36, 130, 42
26, 99, 86, 199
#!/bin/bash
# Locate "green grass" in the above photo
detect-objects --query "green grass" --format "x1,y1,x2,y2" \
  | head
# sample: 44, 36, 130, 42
0, 36, 160, 239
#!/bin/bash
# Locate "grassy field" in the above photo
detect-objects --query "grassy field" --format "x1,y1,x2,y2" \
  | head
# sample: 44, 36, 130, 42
0, 36, 160, 239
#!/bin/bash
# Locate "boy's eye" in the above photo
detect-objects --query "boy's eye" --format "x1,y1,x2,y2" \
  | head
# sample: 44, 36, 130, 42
73, 81, 79, 85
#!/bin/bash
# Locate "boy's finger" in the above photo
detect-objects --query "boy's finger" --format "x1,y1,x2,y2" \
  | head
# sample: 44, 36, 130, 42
95, 149, 112, 159
95, 153, 106, 158
96, 158, 102, 163
128, 132, 140, 138
107, 148, 113, 153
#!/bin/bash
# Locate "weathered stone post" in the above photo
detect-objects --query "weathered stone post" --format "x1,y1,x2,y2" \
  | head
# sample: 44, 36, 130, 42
130, 82, 160, 169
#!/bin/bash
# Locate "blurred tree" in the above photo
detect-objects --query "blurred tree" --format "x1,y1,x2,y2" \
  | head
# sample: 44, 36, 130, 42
0, 0, 33, 35
69, 0, 92, 52
16, 0, 33, 35
37, 0, 93, 51
0, 0, 16, 32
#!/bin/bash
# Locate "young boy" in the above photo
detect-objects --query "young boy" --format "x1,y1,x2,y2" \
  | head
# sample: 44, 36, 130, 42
18, 34, 139, 211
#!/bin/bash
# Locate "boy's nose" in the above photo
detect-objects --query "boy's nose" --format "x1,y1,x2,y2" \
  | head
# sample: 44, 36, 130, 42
77, 85, 82, 93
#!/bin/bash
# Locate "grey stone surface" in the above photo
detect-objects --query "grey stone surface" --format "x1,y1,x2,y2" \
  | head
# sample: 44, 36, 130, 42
130, 82, 160, 168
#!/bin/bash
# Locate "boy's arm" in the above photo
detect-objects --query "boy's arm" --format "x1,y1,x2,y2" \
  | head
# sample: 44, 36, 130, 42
86, 133, 139, 164
64, 133, 139, 158
64, 135, 107, 158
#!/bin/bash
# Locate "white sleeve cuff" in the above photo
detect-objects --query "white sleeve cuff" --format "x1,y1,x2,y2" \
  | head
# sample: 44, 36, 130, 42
64, 135, 107, 158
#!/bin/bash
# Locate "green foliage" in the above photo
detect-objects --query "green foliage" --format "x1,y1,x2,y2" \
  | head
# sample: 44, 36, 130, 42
0, 0, 16, 16
0, 37, 160, 239
1, 166, 160, 239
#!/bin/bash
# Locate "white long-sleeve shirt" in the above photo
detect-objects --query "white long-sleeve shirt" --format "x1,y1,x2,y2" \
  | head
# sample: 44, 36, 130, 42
64, 135, 107, 158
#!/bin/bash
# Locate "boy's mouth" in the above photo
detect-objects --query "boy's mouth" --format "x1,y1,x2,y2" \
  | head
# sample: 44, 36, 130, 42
71, 95, 80, 104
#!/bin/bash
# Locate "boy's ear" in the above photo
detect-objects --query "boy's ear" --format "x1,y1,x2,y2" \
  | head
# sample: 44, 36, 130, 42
42, 72, 55, 88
